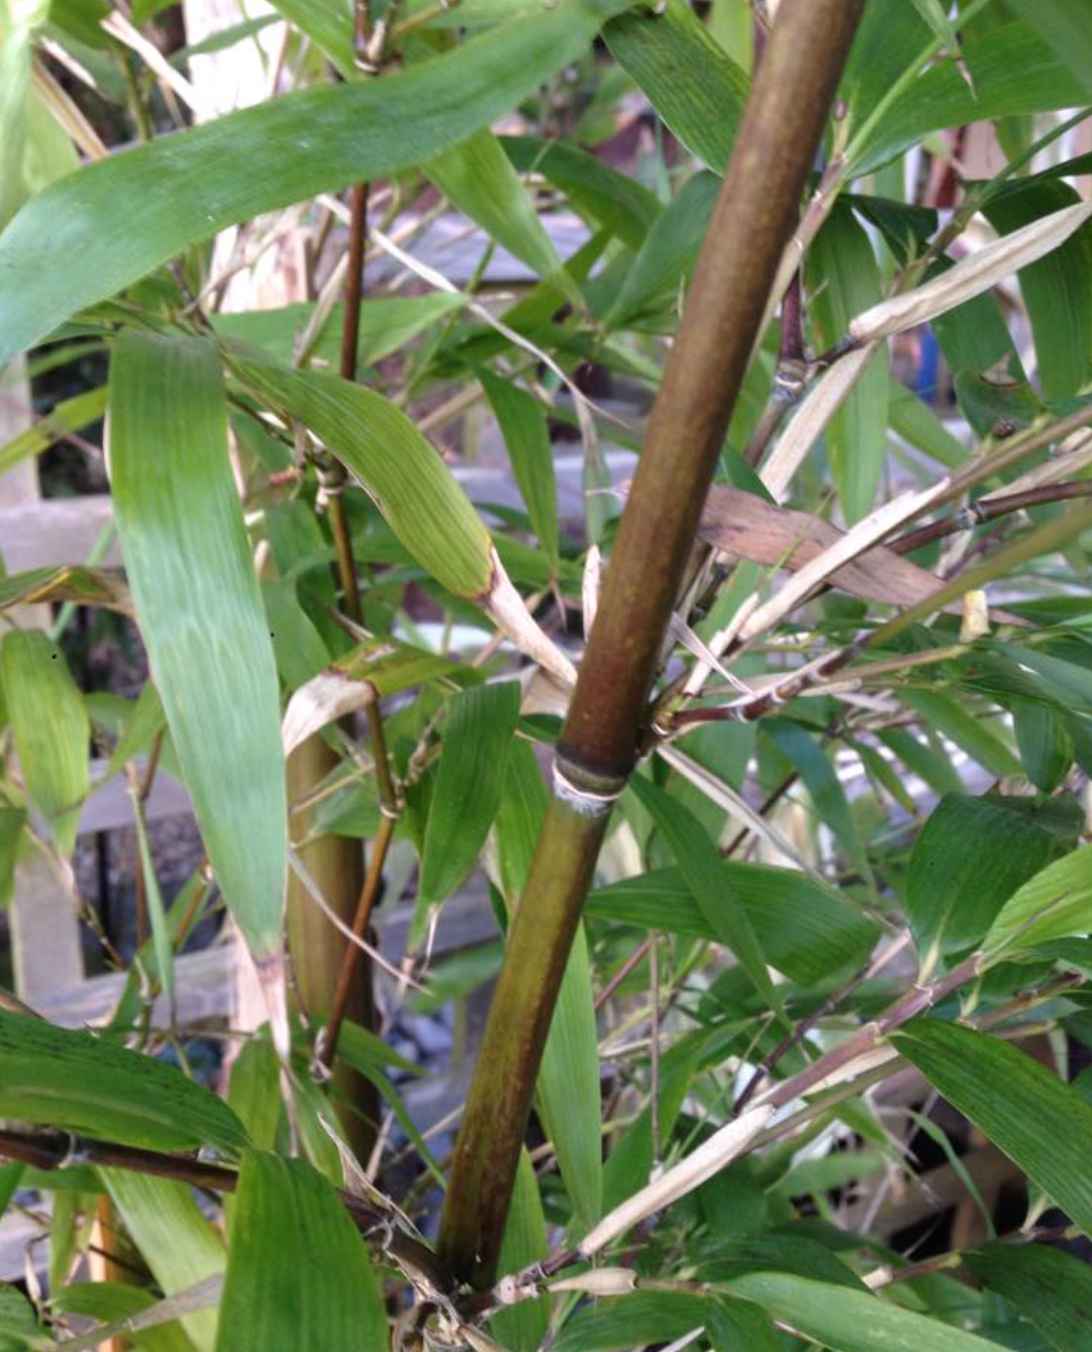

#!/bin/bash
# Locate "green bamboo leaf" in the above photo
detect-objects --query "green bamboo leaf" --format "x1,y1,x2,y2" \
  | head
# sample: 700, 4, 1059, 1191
496, 739, 604, 1233
1012, 698, 1073, 792
727, 1273, 1008, 1351
231, 351, 494, 600
707, 1296, 780, 1351
899, 689, 1022, 780
0, 1282, 41, 1350
266, 0, 354, 78
888, 383, 966, 470
586, 862, 878, 984
52, 1281, 197, 1352
806, 202, 889, 522
909, 0, 959, 48
876, 726, 963, 798
212, 295, 464, 369
491, 1149, 550, 1352
426, 130, 581, 307
480, 370, 559, 573
963, 1243, 1092, 1352
892, 1018, 1092, 1238
110, 332, 286, 960
0, 629, 89, 855
103, 1171, 225, 1352
992, 642, 1092, 715
628, 774, 782, 1017
982, 843, 1092, 960
906, 793, 1079, 961
0, 565, 131, 617
0, 1009, 247, 1154
216, 1151, 385, 1352
763, 719, 868, 881
0, 0, 631, 366
0, 807, 24, 910
132, 788, 174, 1008
1004, 0, 1092, 95
552, 1292, 708, 1352
605, 170, 720, 327
604, 0, 750, 173
502, 135, 660, 251
983, 180, 1092, 403
851, 20, 1087, 175
0, 385, 106, 476
418, 680, 521, 911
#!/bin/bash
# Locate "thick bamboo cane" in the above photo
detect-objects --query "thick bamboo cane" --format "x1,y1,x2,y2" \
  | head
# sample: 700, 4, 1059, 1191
438, 0, 867, 1285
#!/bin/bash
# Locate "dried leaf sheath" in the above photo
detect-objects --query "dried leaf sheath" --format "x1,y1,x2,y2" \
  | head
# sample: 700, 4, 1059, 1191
438, 0, 867, 1286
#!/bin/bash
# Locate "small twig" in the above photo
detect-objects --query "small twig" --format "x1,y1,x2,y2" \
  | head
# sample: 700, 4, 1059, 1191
733, 931, 912, 1115
890, 480, 1092, 556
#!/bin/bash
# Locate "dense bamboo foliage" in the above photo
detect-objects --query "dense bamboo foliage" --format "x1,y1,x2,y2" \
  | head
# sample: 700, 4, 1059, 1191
2, 0, 1092, 1347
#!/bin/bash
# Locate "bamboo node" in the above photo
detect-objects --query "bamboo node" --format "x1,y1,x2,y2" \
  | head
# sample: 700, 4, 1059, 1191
552, 756, 625, 818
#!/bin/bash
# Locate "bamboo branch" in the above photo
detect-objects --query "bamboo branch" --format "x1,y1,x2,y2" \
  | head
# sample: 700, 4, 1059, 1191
436, 0, 867, 1287
0, 1126, 451, 1298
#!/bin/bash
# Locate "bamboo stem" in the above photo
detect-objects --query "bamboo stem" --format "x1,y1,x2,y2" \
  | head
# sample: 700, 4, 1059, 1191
437, 0, 867, 1287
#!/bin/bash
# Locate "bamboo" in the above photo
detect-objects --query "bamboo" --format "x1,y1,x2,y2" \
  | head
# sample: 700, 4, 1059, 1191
437, 0, 867, 1286
285, 736, 377, 1159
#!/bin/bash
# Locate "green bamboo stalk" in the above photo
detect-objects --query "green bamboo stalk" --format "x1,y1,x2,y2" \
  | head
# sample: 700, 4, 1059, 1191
285, 736, 378, 1161
437, 0, 867, 1286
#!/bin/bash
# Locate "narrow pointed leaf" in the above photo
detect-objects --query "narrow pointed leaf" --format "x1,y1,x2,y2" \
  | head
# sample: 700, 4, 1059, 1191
427, 129, 580, 307
708, 1296, 780, 1351
0, 385, 107, 476
266, 0, 354, 78
496, 739, 604, 1232
899, 690, 1022, 780
418, 680, 521, 910
850, 19, 1088, 174
0, 565, 131, 617
0, 629, 88, 855
0, 0, 630, 366
212, 295, 465, 369
606, 170, 720, 326
983, 180, 1092, 403
232, 351, 493, 599
982, 843, 1092, 959
1004, 0, 1092, 95
110, 333, 286, 960
492, 1149, 550, 1352
763, 719, 867, 882
963, 1242, 1092, 1352
480, 370, 560, 572
216, 1151, 385, 1352
907, 793, 1079, 960
0, 1009, 247, 1154
52, 1280, 205, 1352
604, 1, 749, 173
103, 1171, 225, 1352
586, 862, 878, 983
628, 774, 781, 1016
807, 201, 888, 521
727, 1273, 1009, 1351
502, 135, 660, 250
892, 1018, 1092, 1238
552, 1292, 708, 1352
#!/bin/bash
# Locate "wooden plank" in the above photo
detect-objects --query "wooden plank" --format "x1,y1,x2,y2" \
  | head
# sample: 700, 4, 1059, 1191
79, 758, 191, 836
0, 493, 117, 573
2, 356, 86, 1003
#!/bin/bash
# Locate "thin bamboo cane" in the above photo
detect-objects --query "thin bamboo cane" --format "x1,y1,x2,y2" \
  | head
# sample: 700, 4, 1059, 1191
437, 0, 867, 1286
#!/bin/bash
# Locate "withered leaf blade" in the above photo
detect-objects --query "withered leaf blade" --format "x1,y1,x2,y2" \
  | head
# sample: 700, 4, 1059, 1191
698, 484, 946, 610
